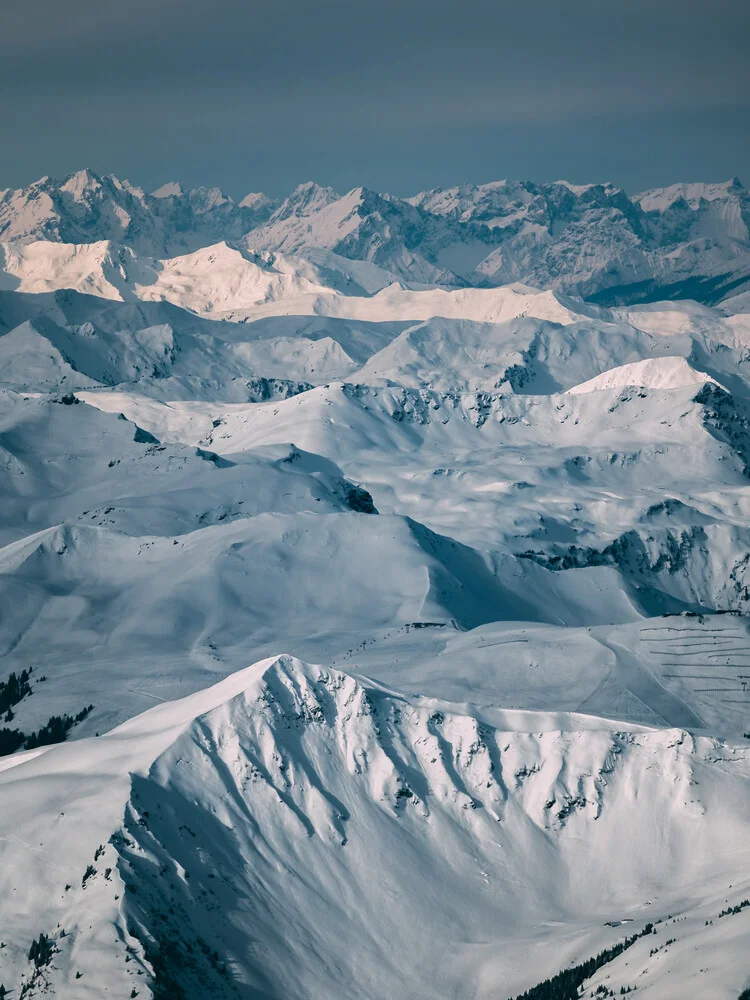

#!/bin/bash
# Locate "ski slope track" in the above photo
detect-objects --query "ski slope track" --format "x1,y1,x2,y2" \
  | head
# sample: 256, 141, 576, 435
1, 170, 750, 999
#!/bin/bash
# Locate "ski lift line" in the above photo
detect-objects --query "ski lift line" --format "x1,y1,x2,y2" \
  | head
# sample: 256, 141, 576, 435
643, 638, 743, 643
128, 689, 167, 703
475, 638, 529, 648
657, 663, 748, 668
648, 659, 746, 665
654, 656, 749, 663
646, 648, 742, 656
643, 637, 744, 642
662, 674, 739, 681
643, 636, 743, 641
639, 628, 746, 635
640, 637, 745, 644
645, 653, 744, 658
694, 688, 744, 693
646, 654, 742, 661
643, 641, 742, 647
640, 631, 745, 636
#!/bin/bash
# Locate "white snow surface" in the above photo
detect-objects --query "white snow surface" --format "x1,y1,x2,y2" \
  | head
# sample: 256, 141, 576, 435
2, 189, 750, 998
566, 357, 721, 394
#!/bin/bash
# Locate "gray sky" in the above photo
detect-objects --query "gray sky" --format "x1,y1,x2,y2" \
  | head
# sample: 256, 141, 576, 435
2, 0, 748, 198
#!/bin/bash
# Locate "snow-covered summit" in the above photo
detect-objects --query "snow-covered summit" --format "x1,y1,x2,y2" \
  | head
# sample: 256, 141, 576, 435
566, 356, 722, 395
238, 190, 277, 211
151, 181, 184, 199
270, 180, 341, 219
636, 177, 745, 212
0, 168, 276, 256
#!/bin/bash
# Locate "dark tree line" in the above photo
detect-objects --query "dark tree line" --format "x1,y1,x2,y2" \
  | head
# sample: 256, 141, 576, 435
0, 668, 33, 718
719, 899, 750, 918
0, 705, 94, 757
510, 924, 654, 1000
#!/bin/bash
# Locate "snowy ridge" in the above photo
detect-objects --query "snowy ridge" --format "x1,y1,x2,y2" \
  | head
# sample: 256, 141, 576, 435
566, 357, 721, 394
0, 239, 160, 300
0, 238, 591, 322
0, 170, 278, 257
3, 655, 750, 999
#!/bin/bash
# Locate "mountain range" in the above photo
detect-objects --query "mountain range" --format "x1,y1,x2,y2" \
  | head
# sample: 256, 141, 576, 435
1, 168, 750, 999
2, 169, 749, 304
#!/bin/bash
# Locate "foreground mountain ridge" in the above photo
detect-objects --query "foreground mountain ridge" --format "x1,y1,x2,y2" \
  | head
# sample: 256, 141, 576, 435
3, 653, 750, 1000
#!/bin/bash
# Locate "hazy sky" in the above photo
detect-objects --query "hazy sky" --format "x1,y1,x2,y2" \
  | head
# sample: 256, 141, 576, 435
2, 0, 748, 198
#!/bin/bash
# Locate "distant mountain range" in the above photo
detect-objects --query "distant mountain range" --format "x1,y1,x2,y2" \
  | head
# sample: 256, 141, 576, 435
2, 169, 748, 305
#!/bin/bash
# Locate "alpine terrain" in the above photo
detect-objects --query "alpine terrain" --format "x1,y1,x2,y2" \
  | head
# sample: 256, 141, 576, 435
1, 168, 750, 1000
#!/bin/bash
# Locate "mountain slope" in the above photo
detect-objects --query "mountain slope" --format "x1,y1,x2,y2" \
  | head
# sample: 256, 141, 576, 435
2, 655, 750, 1000
3, 171, 750, 999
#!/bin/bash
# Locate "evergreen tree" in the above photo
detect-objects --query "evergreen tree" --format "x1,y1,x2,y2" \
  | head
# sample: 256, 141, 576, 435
0, 669, 32, 715
28, 933, 54, 968
0, 728, 25, 756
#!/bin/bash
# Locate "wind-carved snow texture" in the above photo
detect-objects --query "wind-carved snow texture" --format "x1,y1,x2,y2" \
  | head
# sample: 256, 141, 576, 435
2, 170, 750, 999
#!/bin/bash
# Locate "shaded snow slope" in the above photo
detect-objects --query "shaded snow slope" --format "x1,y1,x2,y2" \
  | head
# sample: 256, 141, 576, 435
2, 241, 749, 398
3, 240, 749, 389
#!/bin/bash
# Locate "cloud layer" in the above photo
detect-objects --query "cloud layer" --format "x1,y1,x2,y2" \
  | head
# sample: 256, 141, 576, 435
2, 0, 749, 196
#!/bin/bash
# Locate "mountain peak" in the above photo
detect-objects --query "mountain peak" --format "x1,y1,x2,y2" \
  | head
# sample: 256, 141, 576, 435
187, 186, 232, 213
238, 191, 272, 210
151, 181, 184, 199
273, 181, 341, 220
59, 167, 104, 200
0, 169, 748, 304
636, 178, 747, 212
553, 179, 616, 195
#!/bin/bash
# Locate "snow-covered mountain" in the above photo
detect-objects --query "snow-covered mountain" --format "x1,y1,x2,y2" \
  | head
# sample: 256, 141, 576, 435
0, 169, 278, 257
2, 185, 750, 998
409, 177, 750, 302
2, 169, 749, 304
4, 653, 750, 1000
